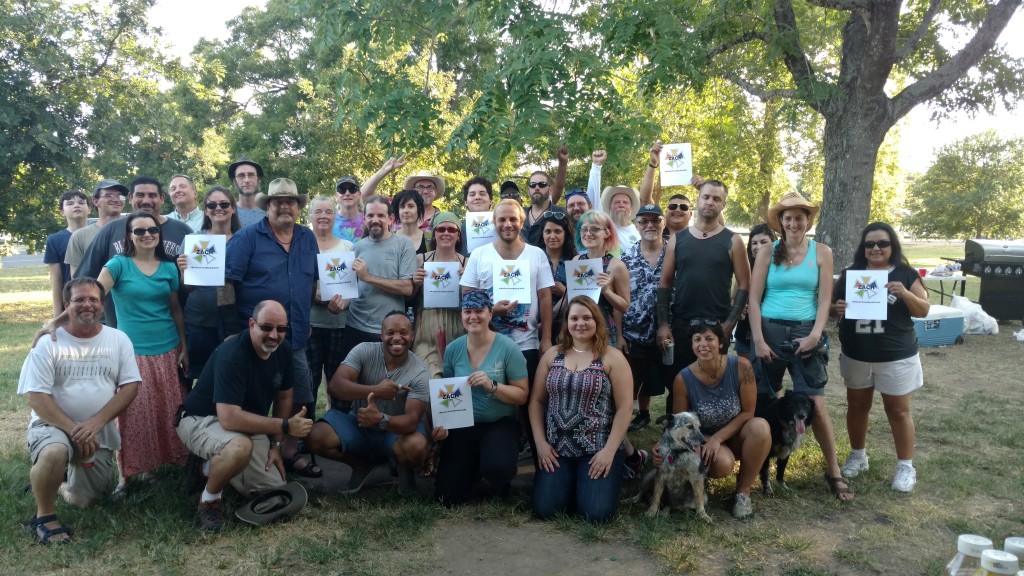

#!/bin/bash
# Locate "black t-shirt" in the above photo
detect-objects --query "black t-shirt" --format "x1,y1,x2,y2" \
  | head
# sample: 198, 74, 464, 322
670, 228, 736, 327
182, 333, 293, 417
835, 266, 920, 363
522, 204, 566, 246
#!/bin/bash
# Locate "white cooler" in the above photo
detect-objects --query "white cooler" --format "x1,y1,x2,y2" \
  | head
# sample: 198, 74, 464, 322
913, 305, 965, 347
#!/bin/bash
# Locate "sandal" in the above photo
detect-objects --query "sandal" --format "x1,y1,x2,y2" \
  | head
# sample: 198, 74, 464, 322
824, 474, 855, 501
284, 453, 323, 479
27, 514, 73, 545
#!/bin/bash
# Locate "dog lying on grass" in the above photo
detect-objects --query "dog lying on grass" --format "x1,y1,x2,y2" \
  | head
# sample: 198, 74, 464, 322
627, 412, 711, 522
754, 390, 815, 497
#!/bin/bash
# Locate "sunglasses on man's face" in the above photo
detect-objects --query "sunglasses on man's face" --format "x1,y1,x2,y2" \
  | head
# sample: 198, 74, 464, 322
206, 201, 232, 210
864, 240, 892, 249
528, 182, 549, 189
667, 203, 690, 212
255, 323, 288, 334
337, 186, 359, 195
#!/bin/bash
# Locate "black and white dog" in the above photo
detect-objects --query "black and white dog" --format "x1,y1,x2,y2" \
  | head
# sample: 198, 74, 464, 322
755, 390, 815, 497
629, 412, 711, 522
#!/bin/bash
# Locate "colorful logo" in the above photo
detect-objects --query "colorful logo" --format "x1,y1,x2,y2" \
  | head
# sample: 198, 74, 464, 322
499, 265, 523, 286
853, 276, 880, 299
573, 265, 596, 286
430, 267, 453, 288
664, 147, 689, 169
471, 217, 492, 235
437, 384, 464, 408
190, 241, 217, 265
324, 258, 348, 280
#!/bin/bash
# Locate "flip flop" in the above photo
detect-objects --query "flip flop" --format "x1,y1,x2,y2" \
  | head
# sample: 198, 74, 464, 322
284, 453, 323, 479
27, 514, 73, 545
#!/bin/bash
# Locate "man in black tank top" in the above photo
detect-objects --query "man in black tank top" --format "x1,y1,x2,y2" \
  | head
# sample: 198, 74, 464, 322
656, 180, 750, 415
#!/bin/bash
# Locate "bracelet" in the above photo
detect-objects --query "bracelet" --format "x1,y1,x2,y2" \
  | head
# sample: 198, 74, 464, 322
281, 418, 289, 436
648, 162, 658, 168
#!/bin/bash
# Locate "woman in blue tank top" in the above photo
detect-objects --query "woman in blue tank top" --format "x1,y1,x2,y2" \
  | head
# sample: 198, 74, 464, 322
748, 192, 853, 502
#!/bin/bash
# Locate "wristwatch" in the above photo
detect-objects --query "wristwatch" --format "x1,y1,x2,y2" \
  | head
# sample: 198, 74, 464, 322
270, 440, 284, 449
377, 413, 390, 431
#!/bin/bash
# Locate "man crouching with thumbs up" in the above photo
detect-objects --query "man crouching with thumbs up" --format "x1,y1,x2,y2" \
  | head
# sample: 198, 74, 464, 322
176, 300, 314, 532
307, 311, 430, 496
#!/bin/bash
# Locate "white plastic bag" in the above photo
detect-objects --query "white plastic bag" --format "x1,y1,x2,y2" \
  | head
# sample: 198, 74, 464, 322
950, 295, 999, 335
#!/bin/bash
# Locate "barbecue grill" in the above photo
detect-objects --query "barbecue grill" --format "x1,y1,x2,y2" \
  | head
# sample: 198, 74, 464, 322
958, 239, 1024, 323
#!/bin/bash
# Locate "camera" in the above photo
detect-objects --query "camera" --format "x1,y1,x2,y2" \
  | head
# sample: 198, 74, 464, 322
779, 338, 828, 356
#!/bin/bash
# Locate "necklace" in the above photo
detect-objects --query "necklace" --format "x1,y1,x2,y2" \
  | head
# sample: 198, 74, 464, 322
694, 223, 721, 238
571, 344, 592, 354
697, 356, 724, 380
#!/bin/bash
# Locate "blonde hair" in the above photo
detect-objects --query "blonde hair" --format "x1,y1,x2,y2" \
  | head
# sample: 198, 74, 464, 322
494, 198, 526, 223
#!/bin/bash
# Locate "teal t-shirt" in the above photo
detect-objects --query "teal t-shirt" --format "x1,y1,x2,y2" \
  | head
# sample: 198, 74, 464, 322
760, 240, 820, 321
105, 255, 180, 356
442, 333, 528, 422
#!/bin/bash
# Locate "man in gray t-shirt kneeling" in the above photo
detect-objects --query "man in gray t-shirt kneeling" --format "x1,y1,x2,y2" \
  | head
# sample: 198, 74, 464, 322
307, 312, 429, 495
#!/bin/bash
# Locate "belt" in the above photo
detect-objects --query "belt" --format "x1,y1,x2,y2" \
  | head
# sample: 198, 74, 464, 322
765, 318, 815, 327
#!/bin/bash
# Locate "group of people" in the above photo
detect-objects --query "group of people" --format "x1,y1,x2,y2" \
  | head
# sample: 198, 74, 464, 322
21, 144, 931, 542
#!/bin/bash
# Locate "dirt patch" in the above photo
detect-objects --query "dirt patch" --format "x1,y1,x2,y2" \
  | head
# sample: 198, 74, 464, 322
418, 519, 659, 576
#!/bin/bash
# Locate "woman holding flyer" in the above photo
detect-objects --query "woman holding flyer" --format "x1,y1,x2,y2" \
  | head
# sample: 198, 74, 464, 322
832, 222, 929, 493
531, 212, 576, 340
572, 210, 629, 347
411, 212, 467, 379
433, 290, 529, 506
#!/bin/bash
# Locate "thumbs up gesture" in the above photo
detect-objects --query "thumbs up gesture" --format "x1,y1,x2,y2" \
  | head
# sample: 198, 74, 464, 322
357, 392, 384, 428
287, 405, 314, 437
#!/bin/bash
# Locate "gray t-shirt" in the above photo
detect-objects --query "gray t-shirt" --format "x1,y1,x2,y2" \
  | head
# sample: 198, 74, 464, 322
237, 208, 266, 227
65, 222, 103, 269
347, 234, 417, 334
341, 342, 429, 416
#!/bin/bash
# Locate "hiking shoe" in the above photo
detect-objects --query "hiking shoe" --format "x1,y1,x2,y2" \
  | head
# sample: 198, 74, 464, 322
198, 499, 226, 532
180, 453, 207, 495
732, 493, 753, 519
628, 412, 651, 432
891, 463, 917, 493
841, 452, 869, 478
342, 460, 376, 495
397, 468, 417, 496
623, 449, 648, 480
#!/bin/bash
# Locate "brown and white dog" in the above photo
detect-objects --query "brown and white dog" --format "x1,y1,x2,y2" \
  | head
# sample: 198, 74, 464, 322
629, 412, 711, 522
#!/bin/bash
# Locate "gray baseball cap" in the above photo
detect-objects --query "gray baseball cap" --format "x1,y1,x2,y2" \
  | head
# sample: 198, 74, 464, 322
93, 179, 128, 197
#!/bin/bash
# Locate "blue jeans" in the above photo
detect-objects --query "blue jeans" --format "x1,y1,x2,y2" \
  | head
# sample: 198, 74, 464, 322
532, 449, 624, 523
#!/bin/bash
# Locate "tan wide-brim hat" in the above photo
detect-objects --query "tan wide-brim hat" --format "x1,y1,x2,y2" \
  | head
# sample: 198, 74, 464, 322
767, 191, 820, 232
601, 185, 640, 219
256, 178, 309, 210
403, 170, 446, 197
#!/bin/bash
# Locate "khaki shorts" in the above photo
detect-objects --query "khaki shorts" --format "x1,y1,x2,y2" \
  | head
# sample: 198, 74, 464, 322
840, 353, 924, 397
27, 422, 116, 502
176, 415, 286, 498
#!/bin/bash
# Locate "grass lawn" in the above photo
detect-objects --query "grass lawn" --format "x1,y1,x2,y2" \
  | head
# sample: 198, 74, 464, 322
2, 256, 1021, 575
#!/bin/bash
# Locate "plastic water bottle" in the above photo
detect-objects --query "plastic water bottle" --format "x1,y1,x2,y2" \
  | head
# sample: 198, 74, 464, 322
974, 549, 1019, 575
661, 340, 674, 365
948, 535, 993, 576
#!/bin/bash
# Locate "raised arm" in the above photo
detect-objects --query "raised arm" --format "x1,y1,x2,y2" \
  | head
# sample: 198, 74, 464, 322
587, 150, 604, 210
551, 146, 569, 205
360, 154, 409, 201
639, 141, 661, 205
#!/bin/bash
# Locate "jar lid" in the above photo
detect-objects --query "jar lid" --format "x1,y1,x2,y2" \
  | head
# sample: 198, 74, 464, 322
1006, 537, 1024, 557
980, 549, 1020, 574
960, 534, 995, 556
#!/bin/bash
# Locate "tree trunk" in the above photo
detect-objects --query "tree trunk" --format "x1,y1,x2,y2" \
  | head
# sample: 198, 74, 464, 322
816, 108, 891, 269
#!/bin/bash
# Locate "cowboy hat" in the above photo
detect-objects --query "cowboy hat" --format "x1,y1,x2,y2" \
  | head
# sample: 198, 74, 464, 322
403, 170, 446, 198
227, 157, 264, 181
256, 178, 309, 210
767, 191, 820, 232
601, 185, 640, 219
235, 482, 307, 526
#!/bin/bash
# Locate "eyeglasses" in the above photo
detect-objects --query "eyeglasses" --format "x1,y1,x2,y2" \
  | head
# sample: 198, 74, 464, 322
864, 240, 892, 249
637, 218, 663, 227
131, 227, 160, 236
312, 208, 334, 216
336, 186, 358, 195
528, 182, 549, 189
689, 318, 719, 328
414, 184, 436, 191
542, 211, 566, 220
579, 226, 606, 235
667, 203, 690, 211
255, 323, 288, 334
235, 173, 258, 181
435, 226, 459, 234
70, 297, 101, 304
206, 201, 232, 210
98, 193, 124, 200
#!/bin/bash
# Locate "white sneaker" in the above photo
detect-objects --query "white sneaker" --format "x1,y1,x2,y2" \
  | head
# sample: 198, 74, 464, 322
891, 463, 917, 493
841, 452, 869, 478
732, 493, 753, 519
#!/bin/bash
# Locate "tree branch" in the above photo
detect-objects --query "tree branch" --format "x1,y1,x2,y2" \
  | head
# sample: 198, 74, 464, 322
772, 0, 821, 98
805, 0, 867, 9
893, 0, 943, 63
706, 31, 769, 59
891, 0, 1023, 120
722, 71, 802, 102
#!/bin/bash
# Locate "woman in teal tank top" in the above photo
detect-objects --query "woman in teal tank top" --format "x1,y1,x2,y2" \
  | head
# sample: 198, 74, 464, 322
748, 192, 853, 502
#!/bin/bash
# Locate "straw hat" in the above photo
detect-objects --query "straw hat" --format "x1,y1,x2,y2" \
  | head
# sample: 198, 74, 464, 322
403, 170, 446, 197
767, 191, 820, 232
256, 178, 309, 210
600, 185, 640, 219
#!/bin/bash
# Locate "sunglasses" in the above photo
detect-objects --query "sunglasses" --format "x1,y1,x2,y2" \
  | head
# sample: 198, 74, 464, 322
637, 218, 663, 227
255, 323, 288, 334
528, 182, 549, 189
205, 201, 232, 210
864, 240, 892, 249
667, 203, 690, 211
337, 186, 359, 194
542, 211, 566, 220
689, 318, 719, 328
434, 226, 459, 234
131, 227, 160, 237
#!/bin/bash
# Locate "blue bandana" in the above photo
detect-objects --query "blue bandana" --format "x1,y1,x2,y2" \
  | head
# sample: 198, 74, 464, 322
460, 290, 492, 310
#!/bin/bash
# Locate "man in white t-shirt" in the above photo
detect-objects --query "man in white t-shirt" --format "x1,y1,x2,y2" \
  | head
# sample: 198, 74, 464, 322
18, 278, 140, 544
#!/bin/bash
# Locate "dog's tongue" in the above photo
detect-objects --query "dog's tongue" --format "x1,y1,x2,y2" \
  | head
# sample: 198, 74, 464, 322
796, 420, 806, 435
